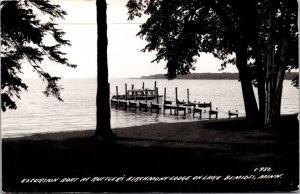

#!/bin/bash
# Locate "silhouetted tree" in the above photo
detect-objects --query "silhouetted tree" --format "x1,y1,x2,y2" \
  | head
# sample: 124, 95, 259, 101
241, 0, 298, 127
1, 0, 76, 111
127, 0, 259, 122
127, 0, 298, 127
260, 0, 298, 127
96, 0, 113, 138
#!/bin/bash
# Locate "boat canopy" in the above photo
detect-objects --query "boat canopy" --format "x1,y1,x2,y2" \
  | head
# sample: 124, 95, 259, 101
128, 89, 157, 96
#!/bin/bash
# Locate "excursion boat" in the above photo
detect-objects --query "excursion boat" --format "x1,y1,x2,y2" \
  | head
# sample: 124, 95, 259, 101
112, 88, 163, 101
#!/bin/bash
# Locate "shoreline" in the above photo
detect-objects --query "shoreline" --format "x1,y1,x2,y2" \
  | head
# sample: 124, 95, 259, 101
3, 114, 298, 144
1, 112, 248, 140
3, 114, 299, 192
3, 113, 298, 140
2, 116, 242, 140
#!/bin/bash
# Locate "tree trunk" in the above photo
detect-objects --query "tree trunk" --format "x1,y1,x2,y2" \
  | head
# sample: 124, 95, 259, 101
96, 0, 113, 138
264, 2, 276, 127
267, 37, 288, 127
264, 0, 289, 128
255, 52, 266, 125
264, 40, 275, 127
274, 84, 282, 121
235, 43, 259, 123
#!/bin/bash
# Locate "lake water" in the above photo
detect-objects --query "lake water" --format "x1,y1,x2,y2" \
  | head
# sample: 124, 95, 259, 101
1, 78, 298, 138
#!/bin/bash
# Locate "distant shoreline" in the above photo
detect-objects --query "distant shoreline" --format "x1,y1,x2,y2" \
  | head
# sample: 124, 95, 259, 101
21, 72, 298, 80
132, 72, 298, 80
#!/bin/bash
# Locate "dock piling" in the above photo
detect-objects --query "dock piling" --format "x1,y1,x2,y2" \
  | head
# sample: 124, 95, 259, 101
175, 87, 178, 104
229, 110, 238, 118
125, 83, 128, 101
209, 107, 218, 119
156, 87, 159, 103
193, 108, 202, 118
145, 89, 148, 103
129, 101, 137, 111
163, 87, 166, 115
116, 86, 119, 100
187, 88, 190, 104
150, 87, 160, 114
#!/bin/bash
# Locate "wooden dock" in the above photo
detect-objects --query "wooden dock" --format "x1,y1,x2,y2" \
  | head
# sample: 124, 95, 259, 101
228, 110, 239, 118
110, 82, 240, 120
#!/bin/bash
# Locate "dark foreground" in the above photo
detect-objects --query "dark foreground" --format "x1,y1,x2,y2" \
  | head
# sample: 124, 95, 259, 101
2, 115, 299, 192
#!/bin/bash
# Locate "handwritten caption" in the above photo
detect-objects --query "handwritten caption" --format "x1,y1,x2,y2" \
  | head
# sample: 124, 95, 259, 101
21, 173, 284, 184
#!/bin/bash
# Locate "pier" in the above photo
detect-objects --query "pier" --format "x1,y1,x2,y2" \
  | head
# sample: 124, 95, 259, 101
110, 82, 239, 120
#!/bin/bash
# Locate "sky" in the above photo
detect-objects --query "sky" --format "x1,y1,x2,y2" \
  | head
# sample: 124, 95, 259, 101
24, 0, 238, 79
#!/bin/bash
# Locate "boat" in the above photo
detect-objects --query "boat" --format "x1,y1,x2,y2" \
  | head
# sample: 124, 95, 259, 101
112, 88, 163, 101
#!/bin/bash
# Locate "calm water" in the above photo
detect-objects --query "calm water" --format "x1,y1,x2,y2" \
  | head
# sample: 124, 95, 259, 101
1, 78, 298, 138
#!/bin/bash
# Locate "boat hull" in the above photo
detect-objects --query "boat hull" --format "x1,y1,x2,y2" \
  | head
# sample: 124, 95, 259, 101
111, 95, 163, 104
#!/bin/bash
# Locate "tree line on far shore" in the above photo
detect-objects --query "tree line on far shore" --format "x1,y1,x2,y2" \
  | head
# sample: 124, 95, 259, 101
140, 72, 298, 80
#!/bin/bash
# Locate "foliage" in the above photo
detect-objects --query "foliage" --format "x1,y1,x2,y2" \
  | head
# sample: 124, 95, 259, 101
127, 0, 298, 126
126, 0, 298, 81
1, 0, 76, 111
251, 0, 298, 85
127, 0, 253, 79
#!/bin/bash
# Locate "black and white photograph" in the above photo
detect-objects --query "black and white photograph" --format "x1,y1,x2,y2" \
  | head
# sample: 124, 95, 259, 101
1, 0, 299, 192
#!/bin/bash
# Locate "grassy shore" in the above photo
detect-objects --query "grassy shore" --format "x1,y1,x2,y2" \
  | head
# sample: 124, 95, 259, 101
2, 115, 299, 192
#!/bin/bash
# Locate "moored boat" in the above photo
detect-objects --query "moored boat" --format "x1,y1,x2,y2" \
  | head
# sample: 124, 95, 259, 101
112, 88, 162, 101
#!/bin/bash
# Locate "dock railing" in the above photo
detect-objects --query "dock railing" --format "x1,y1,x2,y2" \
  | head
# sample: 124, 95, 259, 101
111, 83, 238, 119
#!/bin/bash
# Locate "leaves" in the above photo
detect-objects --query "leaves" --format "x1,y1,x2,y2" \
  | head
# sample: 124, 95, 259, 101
1, 94, 17, 112
127, 0, 243, 79
1, 0, 76, 111
127, 0, 298, 83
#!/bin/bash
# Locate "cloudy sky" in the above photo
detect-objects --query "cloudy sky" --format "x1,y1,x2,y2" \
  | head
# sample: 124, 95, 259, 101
26, 0, 238, 78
